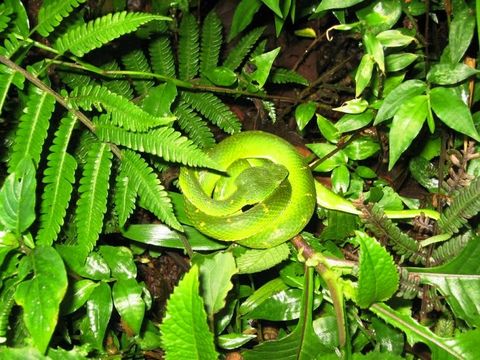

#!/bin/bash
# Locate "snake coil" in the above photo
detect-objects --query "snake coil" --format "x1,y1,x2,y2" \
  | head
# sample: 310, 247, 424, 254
179, 131, 316, 248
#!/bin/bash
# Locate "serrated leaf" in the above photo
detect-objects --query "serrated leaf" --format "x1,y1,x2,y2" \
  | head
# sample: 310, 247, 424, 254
112, 279, 145, 335
14, 247, 68, 353
195, 252, 237, 317
270, 68, 309, 86
178, 12, 199, 80
149, 35, 176, 78
175, 102, 216, 149
54, 12, 170, 56
429, 87, 480, 141
236, 243, 290, 274
427, 63, 479, 85
0, 157, 36, 234
36, 0, 87, 37
122, 49, 154, 95
356, 232, 399, 308
200, 10, 222, 77
81, 282, 112, 349
374, 79, 426, 125
75, 142, 113, 253
114, 170, 136, 228
224, 26, 265, 70
160, 265, 218, 360
388, 94, 427, 170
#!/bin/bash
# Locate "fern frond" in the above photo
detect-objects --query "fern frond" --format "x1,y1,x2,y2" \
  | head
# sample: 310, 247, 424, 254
8, 85, 56, 172
0, 34, 22, 57
149, 36, 176, 78
359, 203, 428, 264
0, 282, 16, 342
96, 123, 220, 170
175, 101, 215, 149
200, 10, 222, 78
121, 150, 182, 230
101, 60, 134, 99
250, 39, 267, 59
114, 166, 137, 228
0, 4, 12, 33
75, 141, 113, 254
69, 85, 175, 131
178, 12, 199, 80
270, 68, 309, 86
37, 115, 78, 246
397, 268, 421, 299
181, 91, 241, 134
59, 69, 93, 89
261, 100, 277, 123
438, 176, 480, 233
0, 67, 24, 116
431, 231, 472, 266
54, 11, 170, 56
35, 0, 87, 37
223, 27, 265, 71
122, 49, 155, 95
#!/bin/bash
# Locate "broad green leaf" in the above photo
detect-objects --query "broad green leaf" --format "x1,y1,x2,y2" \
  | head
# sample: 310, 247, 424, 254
218, 333, 256, 350
355, 232, 398, 308
99, 245, 136, 280
242, 267, 329, 359
355, 54, 374, 97
194, 251, 237, 317
376, 30, 416, 47
371, 303, 480, 359
239, 278, 288, 316
295, 102, 316, 130
335, 110, 374, 133
306, 143, 348, 172
356, 0, 401, 33
0, 157, 36, 234
385, 53, 418, 72
15, 247, 68, 353
250, 47, 281, 88
371, 317, 404, 354
363, 32, 384, 72
449, 6, 475, 63
374, 79, 426, 124
205, 66, 237, 86
228, 0, 262, 41
160, 265, 218, 360
260, 0, 283, 17
344, 136, 380, 160
81, 282, 112, 349
333, 98, 368, 114
112, 278, 145, 335
0, 230, 19, 267
388, 94, 428, 170
0, 347, 47, 360
430, 87, 480, 141
236, 243, 290, 274
332, 165, 350, 194
355, 166, 377, 179
142, 82, 177, 117
316, 114, 340, 143
316, 0, 365, 12
61, 279, 99, 315
57, 245, 111, 280
427, 63, 479, 85
121, 223, 227, 250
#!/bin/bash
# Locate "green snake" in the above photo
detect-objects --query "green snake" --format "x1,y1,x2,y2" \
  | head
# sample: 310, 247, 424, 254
179, 131, 439, 249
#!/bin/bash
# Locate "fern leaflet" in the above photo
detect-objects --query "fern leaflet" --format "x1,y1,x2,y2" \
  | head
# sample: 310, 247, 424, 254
200, 10, 222, 78
54, 11, 171, 56
122, 49, 155, 95
37, 115, 78, 246
75, 141, 113, 254
175, 101, 215, 149
101, 60, 134, 99
9, 85, 56, 172
114, 166, 137, 228
69, 85, 175, 131
270, 68, 309, 86
149, 36, 176, 78
178, 12, 199, 80
35, 0, 87, 37
223, 27, 265, 71
0, 4, 11, 33
96, 123, 220, 170
438, 176, 480, 233
431, 231, 472, 266
0, 68, 24, 116
181, 91, 241, 134
121, 150, 182, 230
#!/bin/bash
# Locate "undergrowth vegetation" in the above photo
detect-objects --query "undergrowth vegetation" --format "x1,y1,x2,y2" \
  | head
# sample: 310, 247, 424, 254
0, 0, 480, 359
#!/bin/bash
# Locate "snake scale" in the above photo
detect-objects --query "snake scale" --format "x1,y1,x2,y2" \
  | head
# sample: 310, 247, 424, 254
179, 131, 440, 249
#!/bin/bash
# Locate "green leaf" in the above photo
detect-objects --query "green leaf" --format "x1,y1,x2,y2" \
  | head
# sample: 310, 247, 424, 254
0, 157, 36, 234
242, 267, 329, 359
316, 0, 365, 12
122, 49, 154, 95
355, 54, 374, 97
388, 94, 428, 170
99, 245, 136, 280
204, 66, 237, 86
385, 53, 418, 72
57, 246, 110, 280
316, 114, 340, 143
14, 247, 68, 353
228, 0, 262, 41
295, 102, 316, 131
449, 6, 475, 63
112, 279, 145, 335
335, 110, 373, 133
175, 102, 216, 149
332, 164, 350, 194
306, 143, 348, 172
200, 11, 222, 77
374, 79, 426, 125
427, 63, 479, 85
218, 333, 256, 350
363, 32, 384, 72
333, 98, 368, 114
260, 0, 283, 17
0, 347, 47, 360
430, 87, 480, 141
114, 169, 136, 228
224, 26, 265, 70
356, 0, 402, 34
376, 30, 416, 47
239, 278, 288, 316
250, 47, 281, 88
270, 68, 309, 86
61, 279, 99, 315
160, 265, 218, 360
54, 12, 170, 56
356, 232, 399, 308
236, 243, 290, 274
344, 136, 380, 160
194, 252, 237, 318
178, 12, 199, 81
75, 142, 113, 253
36, 0, 87, 37
81, 282, 112, 349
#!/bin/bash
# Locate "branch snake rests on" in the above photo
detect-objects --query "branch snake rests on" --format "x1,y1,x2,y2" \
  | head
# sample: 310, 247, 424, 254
179, 131, 439, 249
